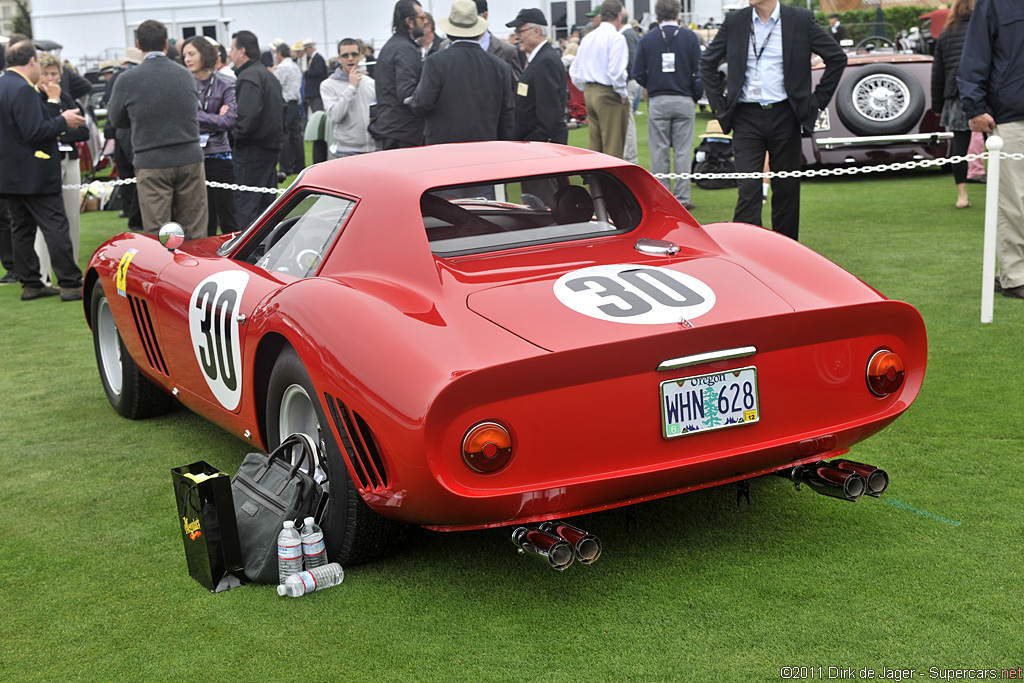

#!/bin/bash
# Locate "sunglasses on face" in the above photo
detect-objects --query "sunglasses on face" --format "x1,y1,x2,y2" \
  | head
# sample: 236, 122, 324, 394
339, 52, 360, 59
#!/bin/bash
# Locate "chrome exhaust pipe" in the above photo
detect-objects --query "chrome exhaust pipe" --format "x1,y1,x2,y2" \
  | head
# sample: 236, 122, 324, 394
539, 521, 602, 565
510, 527, 575, 571
830, 459, 889, 497
783, 461, 865, 502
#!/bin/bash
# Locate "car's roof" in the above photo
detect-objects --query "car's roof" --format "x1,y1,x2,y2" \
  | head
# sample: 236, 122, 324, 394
298, 141, 632, 197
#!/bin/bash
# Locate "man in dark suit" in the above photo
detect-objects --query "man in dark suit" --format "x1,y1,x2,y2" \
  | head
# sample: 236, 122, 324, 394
474, 0, 523, 81
407, 0, 514, 146
506, 8, 568, 144
302, 40, 328, 112
828, 15, 849, 44
699, 0, 845, 240
0, 40, 87, 301
369, 0, 427, 150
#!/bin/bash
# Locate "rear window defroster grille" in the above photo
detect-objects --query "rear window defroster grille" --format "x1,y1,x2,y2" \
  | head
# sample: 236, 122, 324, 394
325, 393, 389, 492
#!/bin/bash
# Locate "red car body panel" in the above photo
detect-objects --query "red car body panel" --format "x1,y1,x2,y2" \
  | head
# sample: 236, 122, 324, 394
86, 142, 927, 532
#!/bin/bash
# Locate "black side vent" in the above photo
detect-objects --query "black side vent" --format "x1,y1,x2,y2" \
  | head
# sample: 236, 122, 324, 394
325, 393, 390, 492
127, 295, 168, 375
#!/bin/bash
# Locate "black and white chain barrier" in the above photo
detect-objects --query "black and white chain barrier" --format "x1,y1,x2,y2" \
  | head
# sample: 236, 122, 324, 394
64, 139, 1015, 323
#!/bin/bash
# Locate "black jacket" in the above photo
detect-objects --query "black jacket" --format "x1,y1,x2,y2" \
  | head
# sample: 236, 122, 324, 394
368, 32, 424, 145
932, 21, 968, 114
233, 57, 284, 150
409, 41, 514, 146
699, 5, 846, 135
305, 51, 328, 99
513, 42, 568, 144
0, 70, 68, 195
48, 90, 90, 159
958, 0, 1024, 124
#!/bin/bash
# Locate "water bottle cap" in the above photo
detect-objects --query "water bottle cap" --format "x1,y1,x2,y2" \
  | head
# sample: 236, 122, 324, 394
277, 585, 287, 596
283, 520, 294, 528
304, 516, 314, 525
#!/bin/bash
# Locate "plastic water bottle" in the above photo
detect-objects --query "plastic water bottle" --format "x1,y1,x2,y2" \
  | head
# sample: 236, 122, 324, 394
277, 563, 344, 598
277, 520, 303, 584
300, 516, 327, 570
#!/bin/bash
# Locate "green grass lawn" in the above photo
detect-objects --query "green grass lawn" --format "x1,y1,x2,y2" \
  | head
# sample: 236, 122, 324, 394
1, 121, 1021, 681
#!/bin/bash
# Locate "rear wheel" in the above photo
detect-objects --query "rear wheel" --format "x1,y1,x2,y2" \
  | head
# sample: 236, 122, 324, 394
90, 281, 174, 419
266, 346, 404, 565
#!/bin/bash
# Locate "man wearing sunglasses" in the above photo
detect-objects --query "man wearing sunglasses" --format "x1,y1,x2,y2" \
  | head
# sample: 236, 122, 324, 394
321, 38, 379, 157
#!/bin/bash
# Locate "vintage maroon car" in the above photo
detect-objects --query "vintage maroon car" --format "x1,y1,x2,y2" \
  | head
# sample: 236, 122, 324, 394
85, 143, 927, 568
805, 51, 951, 167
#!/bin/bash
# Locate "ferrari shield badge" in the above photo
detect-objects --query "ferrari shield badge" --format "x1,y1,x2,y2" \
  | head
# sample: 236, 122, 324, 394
554, 264, 716, 325
188, 272, 249, 411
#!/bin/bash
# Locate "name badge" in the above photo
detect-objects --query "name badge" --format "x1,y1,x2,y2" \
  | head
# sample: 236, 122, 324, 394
517, 82, 529, 97
199, 134, 210, 148
58, 143, 74, 152
661, 53, 676, 73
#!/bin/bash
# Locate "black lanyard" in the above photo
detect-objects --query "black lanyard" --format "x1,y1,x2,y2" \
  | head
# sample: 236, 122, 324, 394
749, 15, 778, 66
199, 77, 215, 113
659, 26, 679, 53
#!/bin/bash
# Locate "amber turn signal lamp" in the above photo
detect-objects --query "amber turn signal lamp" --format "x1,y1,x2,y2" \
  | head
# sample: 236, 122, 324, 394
462, 422, 513, 473
866, 349, 905, 397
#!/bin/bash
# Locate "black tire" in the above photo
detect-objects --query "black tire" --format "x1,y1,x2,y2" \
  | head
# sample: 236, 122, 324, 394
90, 281, 174, 419
266, 346, 405, 565
835, 64, 925, 137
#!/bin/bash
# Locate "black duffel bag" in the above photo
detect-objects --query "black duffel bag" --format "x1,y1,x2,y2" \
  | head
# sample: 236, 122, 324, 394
231, 433, 323, 584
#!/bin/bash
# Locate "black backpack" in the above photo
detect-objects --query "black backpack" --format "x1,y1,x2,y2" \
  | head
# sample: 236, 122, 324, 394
692, 137, 737, 190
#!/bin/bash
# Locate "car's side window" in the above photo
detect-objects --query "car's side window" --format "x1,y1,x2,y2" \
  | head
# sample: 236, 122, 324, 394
422, 172, 642, 256
235, 193, 355, 278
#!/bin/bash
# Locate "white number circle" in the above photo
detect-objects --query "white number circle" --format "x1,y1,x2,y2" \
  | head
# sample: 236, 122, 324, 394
188, 271, 249, 410
554, 264, 716, 325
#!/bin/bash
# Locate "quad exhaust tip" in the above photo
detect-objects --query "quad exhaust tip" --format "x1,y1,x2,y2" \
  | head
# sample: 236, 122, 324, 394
780, 458, 889, 502
510, 521, 603, 571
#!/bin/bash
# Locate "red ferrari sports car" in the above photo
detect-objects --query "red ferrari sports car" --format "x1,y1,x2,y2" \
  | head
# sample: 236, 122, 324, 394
85, 143, 926, 568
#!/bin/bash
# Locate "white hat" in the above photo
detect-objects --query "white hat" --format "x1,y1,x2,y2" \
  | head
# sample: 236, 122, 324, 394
439, 0, 489, 38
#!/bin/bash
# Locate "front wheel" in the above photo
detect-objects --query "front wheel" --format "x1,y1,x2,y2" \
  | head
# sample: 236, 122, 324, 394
90, 281, 174, 419
266, 346, 404, 565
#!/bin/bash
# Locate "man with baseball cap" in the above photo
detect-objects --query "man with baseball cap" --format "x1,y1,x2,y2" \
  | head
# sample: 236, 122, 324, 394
506, 8, 567, 144
407, 0, 514, 145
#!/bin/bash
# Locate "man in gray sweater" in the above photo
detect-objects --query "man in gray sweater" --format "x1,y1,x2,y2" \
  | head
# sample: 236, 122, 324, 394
108, 19, 208, 240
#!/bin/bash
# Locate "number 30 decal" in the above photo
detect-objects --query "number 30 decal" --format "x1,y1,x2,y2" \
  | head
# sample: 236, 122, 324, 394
189, 272, 249, 410
554, 264, 716, 325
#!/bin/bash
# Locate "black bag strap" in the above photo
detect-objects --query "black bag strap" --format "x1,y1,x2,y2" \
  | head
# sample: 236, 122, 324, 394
256, 433, 321, 496
176, 479, 200, 520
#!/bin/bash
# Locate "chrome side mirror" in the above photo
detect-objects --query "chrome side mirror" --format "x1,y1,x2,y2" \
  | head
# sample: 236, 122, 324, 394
159, 222, 186, 251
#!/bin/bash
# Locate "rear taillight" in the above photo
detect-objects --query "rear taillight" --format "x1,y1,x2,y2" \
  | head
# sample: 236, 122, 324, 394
461, 421, 513, 473
866, 349, 905, 397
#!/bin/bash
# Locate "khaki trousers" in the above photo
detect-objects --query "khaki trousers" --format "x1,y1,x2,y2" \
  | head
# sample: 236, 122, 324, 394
584, 83, 628, 160
136, 161, 209, 241
995, 121, 1024, 289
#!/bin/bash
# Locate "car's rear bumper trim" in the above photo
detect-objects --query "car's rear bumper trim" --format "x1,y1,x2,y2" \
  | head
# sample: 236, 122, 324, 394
816, 131, 953, 150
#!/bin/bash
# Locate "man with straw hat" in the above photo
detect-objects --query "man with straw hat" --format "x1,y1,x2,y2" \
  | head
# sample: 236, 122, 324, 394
407, 0, 514, 146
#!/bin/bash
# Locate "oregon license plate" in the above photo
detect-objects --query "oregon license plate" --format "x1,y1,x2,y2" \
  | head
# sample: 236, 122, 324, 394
661, 367, 759, 438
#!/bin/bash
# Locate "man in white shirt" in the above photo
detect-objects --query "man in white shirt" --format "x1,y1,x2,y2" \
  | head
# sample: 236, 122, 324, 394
273, 42, 305, 175
569, 0, 629, 159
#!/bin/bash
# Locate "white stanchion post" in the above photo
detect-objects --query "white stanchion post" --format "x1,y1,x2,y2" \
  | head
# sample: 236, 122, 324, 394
981, 135, 1003, 324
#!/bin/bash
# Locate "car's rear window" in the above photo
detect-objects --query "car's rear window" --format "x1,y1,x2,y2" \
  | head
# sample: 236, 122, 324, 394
423, 171, 642, 256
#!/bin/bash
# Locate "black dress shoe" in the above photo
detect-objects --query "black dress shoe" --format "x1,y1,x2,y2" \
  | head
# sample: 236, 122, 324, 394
1001, 283, 1024, 299
21, 285, 59, 301
0, 272, 18, 285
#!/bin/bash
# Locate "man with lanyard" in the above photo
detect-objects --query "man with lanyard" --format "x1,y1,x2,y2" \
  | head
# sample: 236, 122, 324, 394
700, 0, 845, 240
632, 0, 703, 210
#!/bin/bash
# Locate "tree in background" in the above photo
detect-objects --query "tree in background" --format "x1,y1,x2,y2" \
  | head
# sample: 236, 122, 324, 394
13, 0, 32, 38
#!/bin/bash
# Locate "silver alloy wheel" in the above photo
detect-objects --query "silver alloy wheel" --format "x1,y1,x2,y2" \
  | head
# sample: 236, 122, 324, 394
96, 296, 123, 395
852, 74, 911, 122
279, 383, 325, 481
